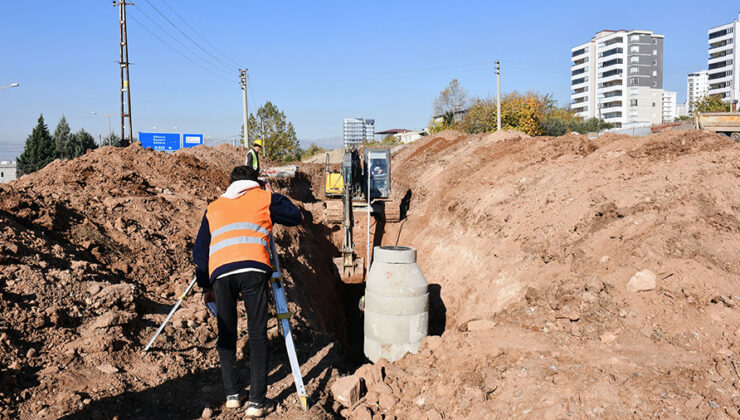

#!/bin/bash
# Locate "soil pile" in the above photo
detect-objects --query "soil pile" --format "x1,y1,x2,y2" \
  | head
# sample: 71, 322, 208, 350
352, 128, 740, 418
0, 143, 346, 419
2, 128, 739, 419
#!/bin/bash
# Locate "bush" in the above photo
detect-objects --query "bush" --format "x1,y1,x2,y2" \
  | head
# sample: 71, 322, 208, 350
458, 99, 497, 134
540, 117, 569, 136
541, 117, 612, 136
300, 143, 325, 160
428, 118, 449, 134
693, 95, 730, 113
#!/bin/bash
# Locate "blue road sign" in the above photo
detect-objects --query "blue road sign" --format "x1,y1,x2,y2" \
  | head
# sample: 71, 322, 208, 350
183, 133, 204, 148
139, 132, 180, 151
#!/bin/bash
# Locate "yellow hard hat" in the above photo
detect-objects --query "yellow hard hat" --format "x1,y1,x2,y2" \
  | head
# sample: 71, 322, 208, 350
253, 139, 263, 147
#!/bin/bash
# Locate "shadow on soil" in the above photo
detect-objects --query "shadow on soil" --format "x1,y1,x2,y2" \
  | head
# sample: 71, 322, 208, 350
59, 331, 346, 420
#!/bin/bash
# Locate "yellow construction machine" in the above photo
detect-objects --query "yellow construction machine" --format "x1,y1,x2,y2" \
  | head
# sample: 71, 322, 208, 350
323, 147, 400, 283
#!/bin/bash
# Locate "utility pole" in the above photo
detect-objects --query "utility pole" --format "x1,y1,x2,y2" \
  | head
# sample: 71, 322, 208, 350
115, 0, 134, 146
240, 69, 248, 147
496, 61, 501, 131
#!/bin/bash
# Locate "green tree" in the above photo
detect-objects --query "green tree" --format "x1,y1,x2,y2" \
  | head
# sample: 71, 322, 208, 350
433, 79, 469, 116
693, 95, 730, 113
459, 99, 497, 133
64, 128, 97, 159
300, 143, 325, 160
53, 115, 71, 158
17, 114, 57, 175
102, 133, 122, 147
247, 101, 301, 163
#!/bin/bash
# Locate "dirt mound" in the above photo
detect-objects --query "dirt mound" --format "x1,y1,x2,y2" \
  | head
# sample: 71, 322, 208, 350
0, 144, 348, 419
303, 148, 344, 164
357, 128, 740, 418
2, 128, 739, 419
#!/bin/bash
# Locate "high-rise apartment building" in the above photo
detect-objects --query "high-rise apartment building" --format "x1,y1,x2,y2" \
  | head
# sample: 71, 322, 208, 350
343, 118, 375, 146
687, 70, 709, 112
707, 13, 740, 103
571, 29, 664, 128
661, 90, 677, 122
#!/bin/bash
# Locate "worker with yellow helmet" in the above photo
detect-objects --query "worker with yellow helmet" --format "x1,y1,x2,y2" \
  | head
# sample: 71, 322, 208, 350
246, 139, 263, 173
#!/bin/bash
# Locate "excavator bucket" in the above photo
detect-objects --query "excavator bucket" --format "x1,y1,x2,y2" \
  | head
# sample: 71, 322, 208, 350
324, 200, 343, 224
333, 256, 364, 284
383, 201, 401, 223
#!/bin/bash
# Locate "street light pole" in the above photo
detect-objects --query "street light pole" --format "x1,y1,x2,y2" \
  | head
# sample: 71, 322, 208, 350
0, 83, 19, 91
92, 112, 115, 140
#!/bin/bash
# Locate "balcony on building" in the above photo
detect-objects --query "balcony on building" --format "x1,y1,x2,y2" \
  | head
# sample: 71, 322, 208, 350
709, 50, 731, 63
572, 89, 589, 100
708, 28, 733, 44
599, 57, 623, 71
708, 71, 733, 84
571, 103, 588, 113
571, 77, 588, 89
598, 47, 624, 58
572, 47, 587, 56
599, 69, 623, 84
599, 90, 623, 100
708, 59, 733, 71
600, 100, 623, 110
572, 56, 589, 70
709, 39, 734, 55
571, 67, 587, 79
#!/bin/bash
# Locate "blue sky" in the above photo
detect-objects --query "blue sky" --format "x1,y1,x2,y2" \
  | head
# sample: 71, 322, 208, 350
0, 0, 737, 161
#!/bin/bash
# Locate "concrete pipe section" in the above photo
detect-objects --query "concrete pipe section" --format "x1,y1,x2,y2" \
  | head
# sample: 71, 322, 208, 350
364, 246, 429, 362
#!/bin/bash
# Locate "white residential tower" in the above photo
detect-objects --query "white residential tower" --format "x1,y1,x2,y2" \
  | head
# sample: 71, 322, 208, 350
661, 90, 677, 122
571, 29, 665, 128
343, 118, 375, 146
707, 13, 740, 104
687, 70, 709, 112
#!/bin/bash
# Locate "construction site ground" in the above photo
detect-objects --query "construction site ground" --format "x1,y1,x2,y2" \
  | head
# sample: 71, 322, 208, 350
1, 128, 739, 419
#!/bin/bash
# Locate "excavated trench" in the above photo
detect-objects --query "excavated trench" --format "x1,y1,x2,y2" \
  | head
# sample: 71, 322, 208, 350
273, 165, 395, 366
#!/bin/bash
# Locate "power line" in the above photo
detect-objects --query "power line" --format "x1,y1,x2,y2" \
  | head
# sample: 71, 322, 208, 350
159, 0, 241, 68
142, 0, 238, 74
261, 61, 493, 82
128, 14, 234, 82
130, 7, 234, 78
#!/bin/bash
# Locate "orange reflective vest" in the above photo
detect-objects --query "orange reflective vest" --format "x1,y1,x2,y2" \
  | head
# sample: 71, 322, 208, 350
205, 188, 273, 277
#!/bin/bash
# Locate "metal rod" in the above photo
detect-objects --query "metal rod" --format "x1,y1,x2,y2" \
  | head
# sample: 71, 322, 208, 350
143, 276, 198, 352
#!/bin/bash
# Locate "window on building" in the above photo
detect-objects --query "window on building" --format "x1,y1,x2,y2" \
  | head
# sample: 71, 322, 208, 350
630, 34, 640, 42
0, 172, 3, 178
630, 56, 639, 63
631, 78, 639, 85
630, 88, 639, 95
653, 50, 657, 55
630, 45, 639, 53
652, 81, 657, 87
630, 67, 639, 74
652, 102, 656, 107
631, 99, 638, 106
652, 38, 657, 45
652, 60, 657, 66
652, 70, 657, 76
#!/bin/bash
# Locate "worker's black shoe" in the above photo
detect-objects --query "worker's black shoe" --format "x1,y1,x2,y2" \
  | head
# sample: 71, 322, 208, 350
244, 399, 276, 418
225, 392, 246, 408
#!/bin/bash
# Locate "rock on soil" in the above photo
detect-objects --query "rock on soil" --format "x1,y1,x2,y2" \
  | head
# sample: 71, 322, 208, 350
331, 375, 362, 408
626, 269, 657, 292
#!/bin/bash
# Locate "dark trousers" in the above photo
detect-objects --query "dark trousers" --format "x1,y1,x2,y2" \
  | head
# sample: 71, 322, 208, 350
213, 270, 270, 403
